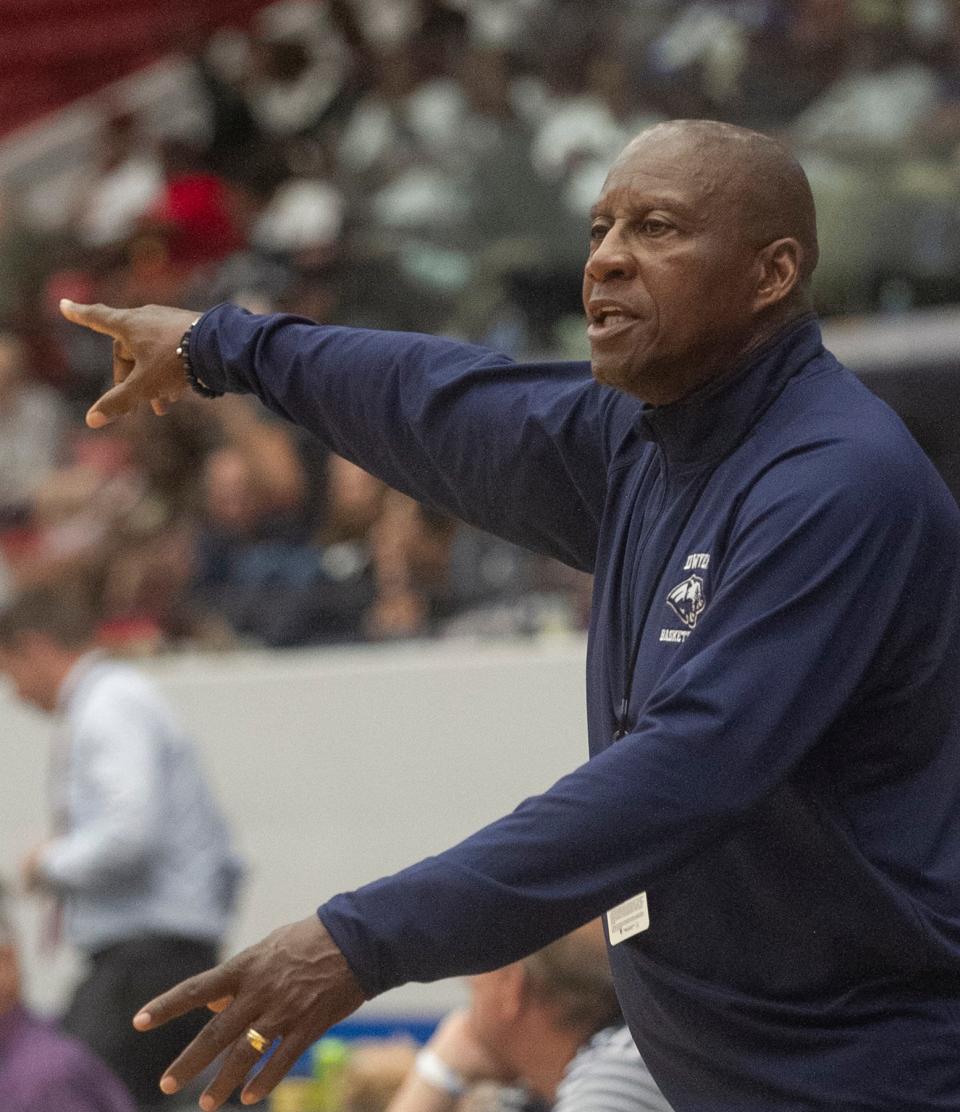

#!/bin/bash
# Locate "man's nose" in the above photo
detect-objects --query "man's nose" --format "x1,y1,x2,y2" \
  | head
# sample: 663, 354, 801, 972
584, 227, 636, 284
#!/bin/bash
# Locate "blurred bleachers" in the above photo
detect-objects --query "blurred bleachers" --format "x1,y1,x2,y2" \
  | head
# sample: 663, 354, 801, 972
1, 0, 959, 654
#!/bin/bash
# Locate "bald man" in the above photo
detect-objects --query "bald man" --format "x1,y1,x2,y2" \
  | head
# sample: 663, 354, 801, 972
60, 120, 960, 1111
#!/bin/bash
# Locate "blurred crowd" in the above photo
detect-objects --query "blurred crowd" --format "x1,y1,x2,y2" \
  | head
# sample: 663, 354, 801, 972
1, 0, 960, 651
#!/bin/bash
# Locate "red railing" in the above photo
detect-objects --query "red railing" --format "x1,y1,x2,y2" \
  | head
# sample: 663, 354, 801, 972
0, 0, 275, 137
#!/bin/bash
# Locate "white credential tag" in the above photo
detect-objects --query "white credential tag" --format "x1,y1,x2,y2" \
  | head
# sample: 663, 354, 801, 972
606, 891, 650, 944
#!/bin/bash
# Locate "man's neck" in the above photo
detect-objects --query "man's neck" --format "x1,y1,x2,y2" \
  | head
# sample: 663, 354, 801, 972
649, 305, 811, 409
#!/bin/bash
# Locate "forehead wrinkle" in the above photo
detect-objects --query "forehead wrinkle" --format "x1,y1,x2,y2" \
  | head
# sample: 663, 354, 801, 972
589, 186, 699, 223
615, 120, 818, 270
600, 145, 728, 224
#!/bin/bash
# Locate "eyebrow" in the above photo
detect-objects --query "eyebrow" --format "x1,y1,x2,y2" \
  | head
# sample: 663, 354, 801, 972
589, 195, 698, 222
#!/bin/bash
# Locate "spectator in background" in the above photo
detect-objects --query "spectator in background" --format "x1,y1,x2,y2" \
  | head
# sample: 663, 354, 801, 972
387, 921, 672, 1112
0, 329, 68, 527
728, 0, 851, 131
0, 879, 136, 1112
192, 439, 374, 647
0, 586, 243, 1108
790, 19, 939, 153
11, 401, 217, 650
3, 419, 180, 654
72, 112, 163, 252
340, 1039, 418, 1112
365, 489, 454, 640
142, 138, 244, 271
0, 187, 57, 329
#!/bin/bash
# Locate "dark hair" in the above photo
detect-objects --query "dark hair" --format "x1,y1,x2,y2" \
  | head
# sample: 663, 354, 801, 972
0, 586, 97, 650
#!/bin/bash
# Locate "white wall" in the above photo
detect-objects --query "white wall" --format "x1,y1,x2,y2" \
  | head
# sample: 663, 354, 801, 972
0, 635, 589, 1019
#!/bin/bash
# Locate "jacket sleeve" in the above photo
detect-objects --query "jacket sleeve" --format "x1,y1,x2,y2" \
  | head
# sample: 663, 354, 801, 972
317, 437, 952, 995
192, 303, 631, 572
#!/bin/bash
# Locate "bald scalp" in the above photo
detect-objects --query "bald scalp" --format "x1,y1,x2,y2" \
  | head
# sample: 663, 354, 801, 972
619, 120, 819, 287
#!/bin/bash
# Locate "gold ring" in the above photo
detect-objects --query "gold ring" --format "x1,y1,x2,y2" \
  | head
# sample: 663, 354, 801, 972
246, 1027, 269, 1054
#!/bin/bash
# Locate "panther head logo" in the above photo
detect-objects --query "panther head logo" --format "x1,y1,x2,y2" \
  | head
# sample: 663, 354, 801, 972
666, 574, 705, 629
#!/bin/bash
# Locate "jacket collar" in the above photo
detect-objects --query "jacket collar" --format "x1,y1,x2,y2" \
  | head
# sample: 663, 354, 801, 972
637, 314, 825, 468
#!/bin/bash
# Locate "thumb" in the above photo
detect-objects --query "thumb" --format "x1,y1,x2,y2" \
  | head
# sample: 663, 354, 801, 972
60, 299, 128, 339
86, 378, 141, 428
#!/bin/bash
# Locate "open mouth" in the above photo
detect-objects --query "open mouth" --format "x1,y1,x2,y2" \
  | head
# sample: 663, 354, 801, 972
587, 305, 638, 340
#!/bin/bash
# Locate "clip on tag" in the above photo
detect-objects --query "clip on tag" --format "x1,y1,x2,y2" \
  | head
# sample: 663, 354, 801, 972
606, 892, 650, 944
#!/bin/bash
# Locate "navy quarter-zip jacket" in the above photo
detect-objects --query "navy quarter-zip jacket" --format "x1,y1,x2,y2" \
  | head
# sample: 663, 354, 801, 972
193, 305, 960, 1110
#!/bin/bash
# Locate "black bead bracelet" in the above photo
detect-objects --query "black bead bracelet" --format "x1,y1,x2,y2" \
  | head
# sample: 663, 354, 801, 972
176, 316, 222, 398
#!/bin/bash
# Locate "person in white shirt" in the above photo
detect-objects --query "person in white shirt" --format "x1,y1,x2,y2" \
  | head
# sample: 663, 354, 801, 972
0, 586, 242, 1109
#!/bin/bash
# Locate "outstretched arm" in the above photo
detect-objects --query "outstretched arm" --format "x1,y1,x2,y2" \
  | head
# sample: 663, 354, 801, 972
61, 300, 632, 571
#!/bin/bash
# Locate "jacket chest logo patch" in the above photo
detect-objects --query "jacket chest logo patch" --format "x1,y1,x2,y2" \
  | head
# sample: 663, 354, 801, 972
666, 574, 706, 629
659, 553, 710, 643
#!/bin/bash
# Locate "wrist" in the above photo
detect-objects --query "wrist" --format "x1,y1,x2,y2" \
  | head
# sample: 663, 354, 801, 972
414, 1048, 468, 1096
177, 313, 222, 398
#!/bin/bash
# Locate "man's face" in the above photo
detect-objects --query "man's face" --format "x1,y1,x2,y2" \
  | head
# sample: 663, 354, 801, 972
582, 132, 762, 404
0, 638, 59, 714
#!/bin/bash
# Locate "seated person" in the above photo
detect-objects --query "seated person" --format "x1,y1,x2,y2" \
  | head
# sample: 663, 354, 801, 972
0, 879, 136, 1112
0, 328, 68, 529
192, 445, 373, 646
387, 921, 673, 1112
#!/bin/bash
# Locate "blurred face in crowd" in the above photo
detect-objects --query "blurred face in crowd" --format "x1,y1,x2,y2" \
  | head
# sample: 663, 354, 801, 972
203, 448, 262, 533
0, 634, 66, 714
583, 121, 810, 405
0, 332, 24, 408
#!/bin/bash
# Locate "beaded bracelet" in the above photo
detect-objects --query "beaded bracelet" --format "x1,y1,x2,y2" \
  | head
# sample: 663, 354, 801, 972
176, 315, 222, 398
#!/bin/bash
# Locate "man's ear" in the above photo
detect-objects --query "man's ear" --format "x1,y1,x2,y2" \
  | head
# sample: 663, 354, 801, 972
753, 237, 802, 311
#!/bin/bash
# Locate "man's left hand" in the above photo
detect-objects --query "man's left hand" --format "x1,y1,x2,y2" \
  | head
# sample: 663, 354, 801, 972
133, 914, 366, 1109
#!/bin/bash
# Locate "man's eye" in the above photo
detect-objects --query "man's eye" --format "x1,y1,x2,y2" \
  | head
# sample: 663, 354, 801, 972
641, 219, 672, 235
589, 223, 609, 242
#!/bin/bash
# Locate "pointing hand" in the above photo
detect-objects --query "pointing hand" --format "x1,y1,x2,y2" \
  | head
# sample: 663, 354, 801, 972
59, 300, 201, 427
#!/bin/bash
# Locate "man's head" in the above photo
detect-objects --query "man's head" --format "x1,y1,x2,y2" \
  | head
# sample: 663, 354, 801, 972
583, 119, 818, 404
0, 587, 98, 713
467, 921, 620, 1099
0, 881, 21, 1017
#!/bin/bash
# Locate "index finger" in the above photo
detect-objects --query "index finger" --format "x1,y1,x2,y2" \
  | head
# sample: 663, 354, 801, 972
85, 378, 145, 428
59, 299, 130, 339
134, 963, 237, 1031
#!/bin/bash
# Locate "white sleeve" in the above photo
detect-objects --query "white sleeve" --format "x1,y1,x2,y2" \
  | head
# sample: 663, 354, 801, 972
41, 681, 161, 892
